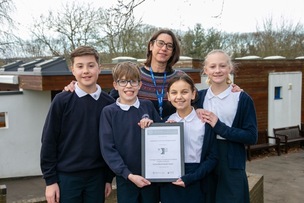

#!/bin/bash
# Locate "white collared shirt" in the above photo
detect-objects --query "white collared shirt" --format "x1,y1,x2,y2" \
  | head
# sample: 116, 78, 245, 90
168, 108, 204, 163
74, 82, 102, 100
116, 97, 140, 111
204, 85, 240, 139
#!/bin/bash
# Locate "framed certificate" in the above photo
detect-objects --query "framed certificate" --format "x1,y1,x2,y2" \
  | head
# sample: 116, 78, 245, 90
141, 122, 184, 182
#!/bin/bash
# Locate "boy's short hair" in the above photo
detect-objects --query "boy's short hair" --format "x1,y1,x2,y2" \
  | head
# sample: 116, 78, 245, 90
70, 46, 100, 65
112, 61, 141, 81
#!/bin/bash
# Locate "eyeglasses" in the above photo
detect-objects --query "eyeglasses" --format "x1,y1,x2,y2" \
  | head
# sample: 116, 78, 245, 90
153, 40, 174, 50
116, 80, 140, 87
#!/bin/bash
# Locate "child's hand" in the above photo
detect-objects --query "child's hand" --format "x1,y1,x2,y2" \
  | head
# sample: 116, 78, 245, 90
138, 118, 153, 129
195, 108, 205, 123
104, 182, 112, 198
172, 178, 185, 187
165, 120, 176, 123
231, 83, 243, 92
128, 174, 151, 188
200, 110, 218, 127
63, 80, 76, 92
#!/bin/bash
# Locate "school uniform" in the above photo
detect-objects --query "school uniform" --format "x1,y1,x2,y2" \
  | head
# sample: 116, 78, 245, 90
160, 108, 218, 203
40, 84, 115, 203
100, 98, 161, 203
198, 86, 258, 203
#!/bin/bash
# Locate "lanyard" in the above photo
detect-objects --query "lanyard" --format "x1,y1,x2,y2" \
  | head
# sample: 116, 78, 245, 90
150, 67, 166, 119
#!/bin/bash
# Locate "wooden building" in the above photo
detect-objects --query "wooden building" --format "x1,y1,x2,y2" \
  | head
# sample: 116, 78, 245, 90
1, 56, 304, 131
233, 58, 304, 134
0, 56, 304, 178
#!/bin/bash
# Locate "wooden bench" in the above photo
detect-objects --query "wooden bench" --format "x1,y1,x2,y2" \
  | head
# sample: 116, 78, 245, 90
273, 125, 304, 153
246, 130, 281, 161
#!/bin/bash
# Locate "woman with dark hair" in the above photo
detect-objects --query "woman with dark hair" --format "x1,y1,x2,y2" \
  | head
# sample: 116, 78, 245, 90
134, 29, 185, 120
144, 29, 180, 72
65, 29, 185, 120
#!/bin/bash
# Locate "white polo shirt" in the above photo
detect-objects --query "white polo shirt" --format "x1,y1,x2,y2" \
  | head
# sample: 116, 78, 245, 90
168, 108, 204, 163
203, 85, 240, 139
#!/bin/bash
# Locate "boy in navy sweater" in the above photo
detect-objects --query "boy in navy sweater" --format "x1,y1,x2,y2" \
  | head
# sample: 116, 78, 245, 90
99, 61, 161, 203
40, 46, 115, 203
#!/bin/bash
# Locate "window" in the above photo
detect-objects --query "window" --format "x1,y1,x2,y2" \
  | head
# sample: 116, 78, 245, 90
0, 112, 8, 128
274, 86, 282, 100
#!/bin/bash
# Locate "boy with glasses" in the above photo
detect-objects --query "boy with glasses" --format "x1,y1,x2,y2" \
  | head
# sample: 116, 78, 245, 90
99, 61, 161, 203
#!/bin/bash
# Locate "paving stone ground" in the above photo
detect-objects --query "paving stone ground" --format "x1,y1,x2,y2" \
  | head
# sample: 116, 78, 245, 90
1, 147, 303, 203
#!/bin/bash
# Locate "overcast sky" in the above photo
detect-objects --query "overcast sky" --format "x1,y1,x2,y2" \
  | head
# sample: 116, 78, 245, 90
11, 0, 304, 38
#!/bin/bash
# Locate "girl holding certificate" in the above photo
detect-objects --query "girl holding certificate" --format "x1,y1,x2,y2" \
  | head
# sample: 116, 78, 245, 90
161, 74, 218, 203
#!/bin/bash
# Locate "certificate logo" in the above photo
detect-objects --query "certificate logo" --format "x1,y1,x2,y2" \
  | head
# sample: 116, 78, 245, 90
158, 147, 168, 155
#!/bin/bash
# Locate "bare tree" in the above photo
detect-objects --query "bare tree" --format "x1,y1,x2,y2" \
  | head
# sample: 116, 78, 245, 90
22, 0, 150, 61
214, 17, 304, 59
0, 0, 13, 27
253, 17, 304, 58
29, 1, 104, 57
0, 0, 15, 56
97, 0, 146, 58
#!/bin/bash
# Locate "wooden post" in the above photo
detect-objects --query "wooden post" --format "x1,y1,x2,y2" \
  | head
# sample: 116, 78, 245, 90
248, 173, 264, 203
0, 185, 6, 203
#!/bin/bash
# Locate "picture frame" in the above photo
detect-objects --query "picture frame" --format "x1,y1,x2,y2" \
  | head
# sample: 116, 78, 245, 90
141, 122, 185, 182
